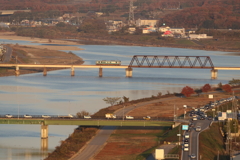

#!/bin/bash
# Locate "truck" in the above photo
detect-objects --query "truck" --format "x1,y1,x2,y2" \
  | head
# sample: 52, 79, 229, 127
58, 114, 73, 119
105, 113, 116, 119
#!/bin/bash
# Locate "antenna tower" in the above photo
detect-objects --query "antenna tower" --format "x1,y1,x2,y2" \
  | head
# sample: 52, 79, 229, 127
128, 0, 135, 26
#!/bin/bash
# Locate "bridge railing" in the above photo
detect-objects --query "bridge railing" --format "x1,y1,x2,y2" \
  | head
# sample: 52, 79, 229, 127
164, 154, 179, 159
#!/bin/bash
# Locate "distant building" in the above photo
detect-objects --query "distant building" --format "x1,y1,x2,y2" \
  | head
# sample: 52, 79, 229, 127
170, 28, 185, 37
159, 26, 170, 33
188, 34, 213, 39
135, 18, 159, 27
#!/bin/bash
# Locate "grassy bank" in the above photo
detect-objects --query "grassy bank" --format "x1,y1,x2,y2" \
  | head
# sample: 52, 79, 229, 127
199, 123, 229, 160
45, 127, 99, 160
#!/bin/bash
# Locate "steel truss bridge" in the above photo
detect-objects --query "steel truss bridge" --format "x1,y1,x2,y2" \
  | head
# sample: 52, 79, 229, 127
129, 55, 214, 68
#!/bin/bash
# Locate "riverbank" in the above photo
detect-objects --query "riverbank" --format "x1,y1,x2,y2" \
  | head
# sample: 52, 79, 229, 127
0, 44, 84, 77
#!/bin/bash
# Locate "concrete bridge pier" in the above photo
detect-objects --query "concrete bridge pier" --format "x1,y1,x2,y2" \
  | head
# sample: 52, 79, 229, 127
41, 124, 48, 139
125, 67, 132, 77
99, 68, 103, 77
41, 137, 48, 151
15, 66, 20, 76
211, 69, 218, 79
71, 67, 75, 76
43, 67, 47, 76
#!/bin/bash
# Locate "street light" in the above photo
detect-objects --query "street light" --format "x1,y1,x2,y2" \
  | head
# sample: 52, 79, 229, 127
122, 106, 125, 121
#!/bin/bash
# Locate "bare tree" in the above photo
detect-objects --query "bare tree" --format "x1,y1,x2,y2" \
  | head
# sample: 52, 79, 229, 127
103, 97, 121, 106
76, 110, 90, 118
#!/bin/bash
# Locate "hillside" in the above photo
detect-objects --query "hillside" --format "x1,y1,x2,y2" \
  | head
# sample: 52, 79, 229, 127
0, 0, 239, 29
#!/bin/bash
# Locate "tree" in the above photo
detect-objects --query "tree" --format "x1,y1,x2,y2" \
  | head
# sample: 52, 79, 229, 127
122, 96, 129, 103
229, 78, 240, 86
218, 82, 223, 89
103, 97, 121, 106
202, 84, 211, 92
222, 84, 232, 93
181, 86, 195, 97
76, 110, 90, 118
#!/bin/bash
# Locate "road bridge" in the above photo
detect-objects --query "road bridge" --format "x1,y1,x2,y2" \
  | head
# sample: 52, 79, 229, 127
0, 118, 174, 150
0, 55, 239, 79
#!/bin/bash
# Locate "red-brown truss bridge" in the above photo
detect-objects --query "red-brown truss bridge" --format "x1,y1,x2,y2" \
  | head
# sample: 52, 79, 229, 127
129, 55, 214, 69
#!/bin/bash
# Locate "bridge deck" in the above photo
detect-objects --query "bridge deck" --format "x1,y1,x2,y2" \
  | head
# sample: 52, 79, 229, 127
0, 118, 174, 126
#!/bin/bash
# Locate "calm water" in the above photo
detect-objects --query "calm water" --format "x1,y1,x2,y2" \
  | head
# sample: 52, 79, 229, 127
0, 39, 240, 159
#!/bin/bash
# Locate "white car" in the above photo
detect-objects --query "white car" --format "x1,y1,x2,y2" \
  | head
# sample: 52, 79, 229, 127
126, 116, 134, 119
42, 115, 51, 118
84, 115, 91, 119
24, 114, 32, 118
184, 147, 189, 151
196, 126, 201, 132
191, 154, 196, 158
5, 114, 13, 118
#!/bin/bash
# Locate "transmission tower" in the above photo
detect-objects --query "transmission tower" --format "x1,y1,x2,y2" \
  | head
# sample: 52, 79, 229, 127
128, 0, 135, 26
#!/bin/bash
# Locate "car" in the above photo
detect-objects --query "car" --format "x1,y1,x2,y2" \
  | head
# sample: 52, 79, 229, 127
126, 115, 134, 119
196, 126, 201, 132
143, 116, 151, 120
185, 134, 190, 138
193, 117, 197, 121
83, 115, 91, 119
208, 116, 213, 120
191, 154, 196, 158
184, 147, 189, 151
200, 116, 205, 120
184, 139, 189, 143
5, 114, 13, 118
42, 115, 51, 118
184, 143, 189, 147
24, 114, 32, 118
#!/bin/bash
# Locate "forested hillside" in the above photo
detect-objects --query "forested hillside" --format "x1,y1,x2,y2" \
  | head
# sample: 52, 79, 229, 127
0, 0, 239, 28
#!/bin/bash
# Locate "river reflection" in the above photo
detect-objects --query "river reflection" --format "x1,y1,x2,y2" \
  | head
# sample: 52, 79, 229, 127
0, 41, 240, 159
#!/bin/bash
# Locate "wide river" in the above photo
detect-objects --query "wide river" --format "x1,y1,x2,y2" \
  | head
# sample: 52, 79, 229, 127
0, 39, 239, 160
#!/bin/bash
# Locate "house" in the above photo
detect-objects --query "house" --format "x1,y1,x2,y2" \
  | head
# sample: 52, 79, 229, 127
159, 26, 171, 33
135, 18, 159, 27
170, 28, 185, 37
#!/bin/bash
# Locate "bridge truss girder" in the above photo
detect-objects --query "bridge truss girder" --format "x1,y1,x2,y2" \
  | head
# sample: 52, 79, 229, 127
129, 55, 214, 69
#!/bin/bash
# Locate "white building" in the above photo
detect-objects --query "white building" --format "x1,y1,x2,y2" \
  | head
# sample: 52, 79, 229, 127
135, 18, 159, 27
189, 34, 213, 39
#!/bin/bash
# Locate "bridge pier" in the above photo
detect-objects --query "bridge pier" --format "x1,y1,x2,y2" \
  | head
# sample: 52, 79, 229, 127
211, 69, 218, 79
71, 67, 75, 76
43, 67, 47, 76
15, 66, 20, 76
41, 137, 48, 151
125, 67, 132, 77
99, 68, 103, 77
41, 124, 48, 139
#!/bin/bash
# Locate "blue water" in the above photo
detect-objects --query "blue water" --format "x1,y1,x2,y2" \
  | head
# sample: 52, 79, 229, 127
0, 39, 240, 159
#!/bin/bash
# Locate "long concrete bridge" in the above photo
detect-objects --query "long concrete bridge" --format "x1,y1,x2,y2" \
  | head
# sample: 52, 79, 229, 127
0, 118, 174, 150
0, 56, 239, 79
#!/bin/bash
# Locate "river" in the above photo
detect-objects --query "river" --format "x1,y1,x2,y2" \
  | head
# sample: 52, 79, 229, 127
0, 39, 239, 160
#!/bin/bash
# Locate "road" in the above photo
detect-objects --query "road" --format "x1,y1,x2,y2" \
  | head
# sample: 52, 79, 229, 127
2, 45, 12, 63
182, 118, 212, 160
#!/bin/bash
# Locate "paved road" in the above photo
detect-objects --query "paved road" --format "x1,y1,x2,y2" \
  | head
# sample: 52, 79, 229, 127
2, 45, 12, 63
70, 126, 116, 160
182, 119, 212, 160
